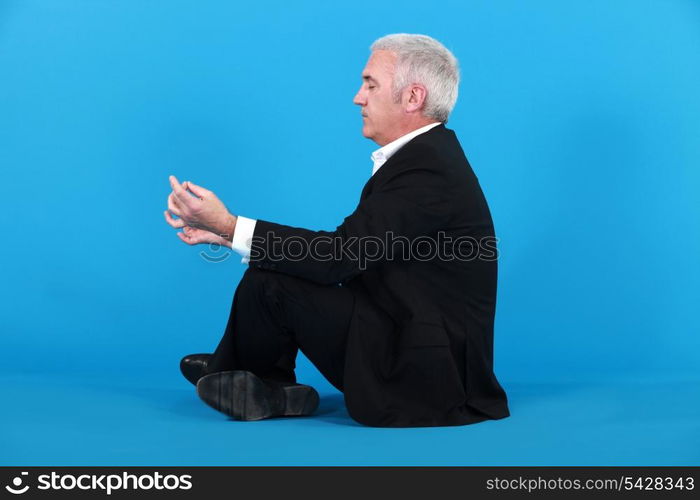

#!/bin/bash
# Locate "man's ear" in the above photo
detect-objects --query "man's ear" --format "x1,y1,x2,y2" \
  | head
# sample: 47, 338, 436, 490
404, 84, 427, 113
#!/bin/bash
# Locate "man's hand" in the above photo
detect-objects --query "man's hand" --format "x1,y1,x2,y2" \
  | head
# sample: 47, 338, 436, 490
174, 225, 232, 247
163, 175, 237, 245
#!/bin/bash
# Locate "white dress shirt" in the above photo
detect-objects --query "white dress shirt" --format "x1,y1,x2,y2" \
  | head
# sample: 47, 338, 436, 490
231, 122, 441, 264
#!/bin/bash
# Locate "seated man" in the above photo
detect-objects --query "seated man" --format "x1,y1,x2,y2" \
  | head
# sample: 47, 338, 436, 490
163, 33, 509, 427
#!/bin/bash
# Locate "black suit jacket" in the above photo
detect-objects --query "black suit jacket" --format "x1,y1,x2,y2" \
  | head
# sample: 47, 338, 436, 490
249, 124, 509, 427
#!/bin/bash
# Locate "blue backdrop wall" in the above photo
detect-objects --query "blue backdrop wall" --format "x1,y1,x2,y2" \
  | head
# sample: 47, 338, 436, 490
1, 0, 698, 465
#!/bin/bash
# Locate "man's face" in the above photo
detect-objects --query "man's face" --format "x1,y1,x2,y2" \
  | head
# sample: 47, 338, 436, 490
353, 50, 404, 146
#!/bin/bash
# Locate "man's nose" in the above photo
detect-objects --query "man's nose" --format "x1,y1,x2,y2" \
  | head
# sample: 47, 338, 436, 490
353, 88, 365, 106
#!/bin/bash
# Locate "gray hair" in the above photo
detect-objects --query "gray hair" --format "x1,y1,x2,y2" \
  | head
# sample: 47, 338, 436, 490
370, 33, 459, 122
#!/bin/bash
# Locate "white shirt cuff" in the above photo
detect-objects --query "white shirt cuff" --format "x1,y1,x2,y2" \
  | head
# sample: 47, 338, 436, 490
231, 216, 257, 264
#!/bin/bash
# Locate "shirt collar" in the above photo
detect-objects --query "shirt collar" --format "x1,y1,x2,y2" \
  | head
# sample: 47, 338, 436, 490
370, 122, 441, 176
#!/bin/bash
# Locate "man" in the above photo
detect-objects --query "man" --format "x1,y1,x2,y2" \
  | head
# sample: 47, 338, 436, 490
164, 34, 509, 427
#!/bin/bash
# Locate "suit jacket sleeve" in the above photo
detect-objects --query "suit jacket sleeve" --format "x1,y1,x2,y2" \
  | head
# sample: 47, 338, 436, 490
248, 143, 452, 285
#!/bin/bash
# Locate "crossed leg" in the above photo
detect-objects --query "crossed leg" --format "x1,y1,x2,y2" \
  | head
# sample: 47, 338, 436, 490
204, 267, 355, 392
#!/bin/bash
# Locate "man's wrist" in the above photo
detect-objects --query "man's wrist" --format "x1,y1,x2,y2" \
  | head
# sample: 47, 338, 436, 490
222, 213, 237, 243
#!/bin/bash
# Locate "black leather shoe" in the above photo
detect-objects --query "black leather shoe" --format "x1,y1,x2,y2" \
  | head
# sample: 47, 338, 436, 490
196, 370, 319, 421
180, 353, 211, 386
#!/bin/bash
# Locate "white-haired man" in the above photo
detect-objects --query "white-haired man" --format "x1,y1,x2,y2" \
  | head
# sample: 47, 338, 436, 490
164, 34, 509, 427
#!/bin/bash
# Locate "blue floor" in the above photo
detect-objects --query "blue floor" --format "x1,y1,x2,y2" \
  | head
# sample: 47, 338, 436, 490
2, 368, 698, 465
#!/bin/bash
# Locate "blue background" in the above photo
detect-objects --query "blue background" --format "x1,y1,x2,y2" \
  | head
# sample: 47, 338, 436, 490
1, 0, 698, 465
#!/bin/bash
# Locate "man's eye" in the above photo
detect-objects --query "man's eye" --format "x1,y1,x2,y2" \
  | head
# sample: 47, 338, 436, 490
368, 85, 376, 90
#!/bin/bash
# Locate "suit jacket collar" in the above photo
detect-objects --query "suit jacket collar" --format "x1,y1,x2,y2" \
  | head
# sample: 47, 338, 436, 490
360, 123, 449, 200
370, 122, 442, 176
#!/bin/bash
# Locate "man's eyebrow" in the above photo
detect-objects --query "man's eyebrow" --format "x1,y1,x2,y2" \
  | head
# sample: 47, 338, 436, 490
362, 74, 377, 83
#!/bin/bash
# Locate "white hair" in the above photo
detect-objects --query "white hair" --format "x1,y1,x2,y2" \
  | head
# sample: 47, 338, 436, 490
370, 33, 460, 123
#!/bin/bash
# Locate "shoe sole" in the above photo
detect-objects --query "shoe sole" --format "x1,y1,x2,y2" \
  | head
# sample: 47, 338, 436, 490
196, 370, 319, 421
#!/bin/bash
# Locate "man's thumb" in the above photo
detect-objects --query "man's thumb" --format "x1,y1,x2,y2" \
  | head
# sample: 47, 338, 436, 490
184, 180, 205, 199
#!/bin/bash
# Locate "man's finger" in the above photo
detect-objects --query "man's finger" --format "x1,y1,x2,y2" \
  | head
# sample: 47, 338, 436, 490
184, 180, 208, 200
168, 191, 182, 209
177, 230, 197, 246
169, 175, 194, 206
164, 210, 185, 228
176, 231, 192, 245
167, 193, 183, 216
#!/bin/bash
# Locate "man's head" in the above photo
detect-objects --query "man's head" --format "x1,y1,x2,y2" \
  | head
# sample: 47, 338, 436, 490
353, 33, 460, 146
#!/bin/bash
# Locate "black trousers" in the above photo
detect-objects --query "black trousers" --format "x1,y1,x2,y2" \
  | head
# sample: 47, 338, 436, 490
204, 267, 355, 391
